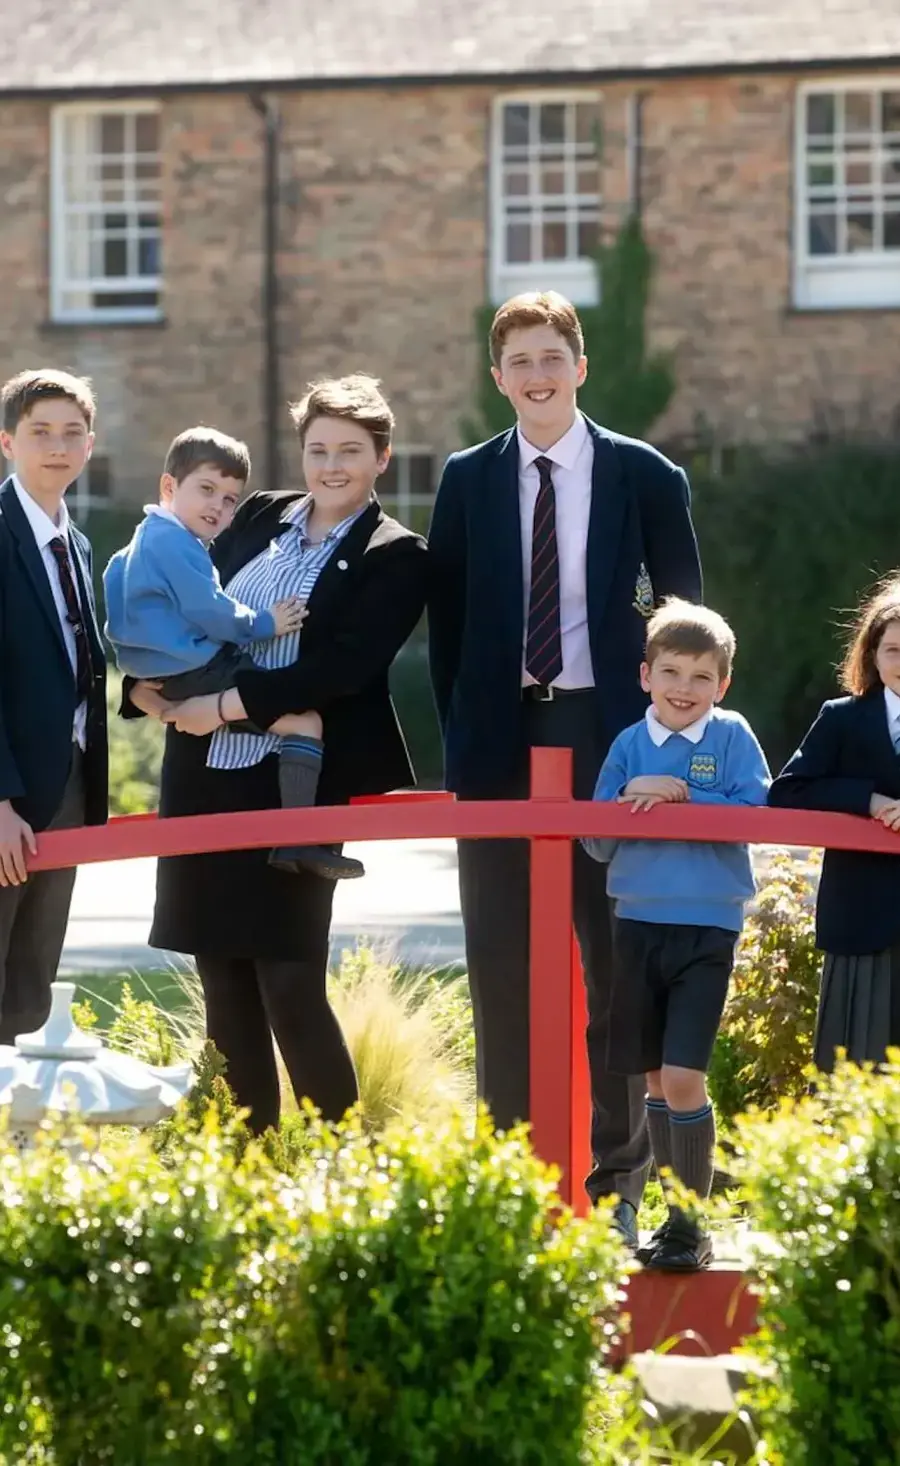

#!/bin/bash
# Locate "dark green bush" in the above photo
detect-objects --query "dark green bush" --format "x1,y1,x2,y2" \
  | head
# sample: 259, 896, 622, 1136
693, 438, 900, 769
708, 854, 820, 1125
0, 1108, 625, 1465
735, 1057, 900, 1466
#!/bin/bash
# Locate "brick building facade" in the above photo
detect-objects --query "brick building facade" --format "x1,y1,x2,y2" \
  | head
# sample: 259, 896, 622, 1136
2, 2, 900, 521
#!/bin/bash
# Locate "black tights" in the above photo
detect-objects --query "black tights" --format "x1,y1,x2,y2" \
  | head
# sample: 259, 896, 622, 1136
194, 954, 358, 1133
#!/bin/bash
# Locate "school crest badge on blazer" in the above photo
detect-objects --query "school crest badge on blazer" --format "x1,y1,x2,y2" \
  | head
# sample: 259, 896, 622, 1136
688, 753, 718, 786
632, 562, 655, 618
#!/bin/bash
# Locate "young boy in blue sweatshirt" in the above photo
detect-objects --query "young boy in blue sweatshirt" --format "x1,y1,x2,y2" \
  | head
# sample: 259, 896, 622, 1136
105, 426, 363, 880
584, 599, 770, 1272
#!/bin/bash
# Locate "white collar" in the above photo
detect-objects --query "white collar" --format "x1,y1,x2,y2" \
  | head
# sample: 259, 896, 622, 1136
516, 413, 589, 473
12, 473, 69, 550
645, 704, 713, 746
885, 686, 900, 727
144, 503, 194, 534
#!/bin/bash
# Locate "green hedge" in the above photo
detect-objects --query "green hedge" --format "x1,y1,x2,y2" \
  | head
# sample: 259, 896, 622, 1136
736, 1058, 900, 1466
0, 1109, 625, 1465
692, 439, 900, 771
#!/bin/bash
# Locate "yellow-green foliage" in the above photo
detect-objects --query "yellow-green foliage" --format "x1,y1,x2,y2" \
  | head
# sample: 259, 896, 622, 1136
734, 1057, 900, 1466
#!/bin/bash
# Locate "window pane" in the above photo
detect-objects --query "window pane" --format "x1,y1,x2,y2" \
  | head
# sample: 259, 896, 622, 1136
577, 218, 599, 255
503, 103, 529, 148
809, 213, 837, 255
844, 91, 874, 135
104, 237, 128, 276
539, 104, 565, 143
504, 168, 529, 197
845, 155, 873, 187
506, 221, 531, 262
846, 211, 874, 251
806, 93, 835, 136
94, 289, 159, 309
407, 455, 434, 496
807, 158, 835, 187
540, 165, 565, 195
100, 113, 125, 154
575, 103, 600, 145
576, 161, 599, 195
542, 218, 567, 259
135, 112, 159, 153
139, 236, 160, 275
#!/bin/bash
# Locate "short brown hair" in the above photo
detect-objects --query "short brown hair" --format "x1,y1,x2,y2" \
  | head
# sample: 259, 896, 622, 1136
1, 368, 96, 432
646, 598, 736, 680
489, 291, 585, 367
289, 374, 395, 456
163, 426, 251, 485
841, 574, 900, 696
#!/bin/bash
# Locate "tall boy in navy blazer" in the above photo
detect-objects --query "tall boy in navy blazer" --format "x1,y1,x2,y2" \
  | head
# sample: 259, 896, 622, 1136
428, 293, 701, 1235
0, 370, 108, 1042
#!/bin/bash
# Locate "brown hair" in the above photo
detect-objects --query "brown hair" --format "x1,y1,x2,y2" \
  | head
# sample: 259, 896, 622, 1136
489, 291, 585, 367
645, 598, 736, 680
163, 426, 251, 485
1, 368, 96, 432
840, 574, 900, 695
289, 374, 395, 455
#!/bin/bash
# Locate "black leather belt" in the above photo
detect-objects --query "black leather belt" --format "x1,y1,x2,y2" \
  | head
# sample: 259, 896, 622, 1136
522, 685, 593, 703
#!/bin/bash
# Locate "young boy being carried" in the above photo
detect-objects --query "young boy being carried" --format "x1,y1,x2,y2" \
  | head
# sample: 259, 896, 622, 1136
104, 427, 362, 879
584, 599, 770, 1271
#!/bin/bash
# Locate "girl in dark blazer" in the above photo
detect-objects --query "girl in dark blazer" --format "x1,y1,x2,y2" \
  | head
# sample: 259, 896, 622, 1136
127, 377, 428, 1132
769, 575, 900, 1069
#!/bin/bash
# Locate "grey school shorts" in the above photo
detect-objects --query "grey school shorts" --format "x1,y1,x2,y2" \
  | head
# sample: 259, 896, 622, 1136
608, 917, 738, 1076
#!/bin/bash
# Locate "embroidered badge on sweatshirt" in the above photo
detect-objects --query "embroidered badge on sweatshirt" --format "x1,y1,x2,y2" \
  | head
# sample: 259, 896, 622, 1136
688, 752, 718, 786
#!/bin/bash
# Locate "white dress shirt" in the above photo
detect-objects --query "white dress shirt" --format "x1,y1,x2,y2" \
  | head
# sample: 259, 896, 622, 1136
518, 413, 595, 689
885, 685, 900, 748
644, 704, 713, 746
13, 475, 87, 750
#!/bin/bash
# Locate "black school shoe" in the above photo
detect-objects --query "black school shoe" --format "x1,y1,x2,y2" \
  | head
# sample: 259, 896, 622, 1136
643, 1214, 713, 1273
611, 1199, 640, 1252
269, 845, 365, 880
636, 1219, 671, 1266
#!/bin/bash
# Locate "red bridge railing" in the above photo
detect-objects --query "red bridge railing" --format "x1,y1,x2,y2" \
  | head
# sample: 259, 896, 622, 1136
29, 747, 896, 1214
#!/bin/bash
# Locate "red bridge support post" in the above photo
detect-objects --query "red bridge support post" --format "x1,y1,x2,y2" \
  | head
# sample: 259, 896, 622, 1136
528, 746, 591, 1214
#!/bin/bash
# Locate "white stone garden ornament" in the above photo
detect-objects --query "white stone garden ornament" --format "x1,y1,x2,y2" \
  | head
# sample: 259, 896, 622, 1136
0, 981, 194, 1148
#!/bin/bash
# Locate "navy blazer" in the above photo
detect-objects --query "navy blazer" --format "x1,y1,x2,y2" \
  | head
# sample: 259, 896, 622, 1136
769, 690, 900, 955
427, 419, 702, 796
0, 477, 107, 831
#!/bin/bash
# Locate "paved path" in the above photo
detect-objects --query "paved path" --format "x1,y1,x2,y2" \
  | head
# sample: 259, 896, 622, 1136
61, 839, 466, 975
61, 840, 813, 977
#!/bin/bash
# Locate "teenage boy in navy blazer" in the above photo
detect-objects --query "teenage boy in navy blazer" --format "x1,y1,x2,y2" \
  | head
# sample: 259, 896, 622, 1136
0, 370, 108, 1042
428, 292, 702, 1243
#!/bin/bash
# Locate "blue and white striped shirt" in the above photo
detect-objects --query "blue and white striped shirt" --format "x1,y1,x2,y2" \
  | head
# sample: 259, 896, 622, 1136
207, 498, 368, 771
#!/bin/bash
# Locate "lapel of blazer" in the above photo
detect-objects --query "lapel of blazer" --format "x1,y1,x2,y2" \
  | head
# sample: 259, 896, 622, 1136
859, 687, 899, 780
212, 491, 301, 583
488, 428, 525, 649
584, 419, 628, 662
0, 476, 71, 666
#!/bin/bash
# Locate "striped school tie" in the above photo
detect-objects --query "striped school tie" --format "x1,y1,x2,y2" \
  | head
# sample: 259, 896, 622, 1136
524, 455, 563, 687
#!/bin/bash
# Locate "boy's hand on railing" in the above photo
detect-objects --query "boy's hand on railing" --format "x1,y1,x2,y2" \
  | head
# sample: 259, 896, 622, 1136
0, 799, 36, 887
618, 775, 689, 814
271, 598, 307, 636
870, 793, 900, 831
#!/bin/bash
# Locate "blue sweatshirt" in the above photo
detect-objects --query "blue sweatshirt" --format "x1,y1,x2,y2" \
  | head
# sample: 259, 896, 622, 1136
103, 508, 276, 677
583, 707, 771, 932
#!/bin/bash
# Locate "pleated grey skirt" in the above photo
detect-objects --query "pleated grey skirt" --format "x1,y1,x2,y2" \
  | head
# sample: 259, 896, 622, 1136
814, 947, 900, 1071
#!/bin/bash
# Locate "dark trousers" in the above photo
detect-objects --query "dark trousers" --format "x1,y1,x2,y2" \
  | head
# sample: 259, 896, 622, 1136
457, 693, 651, 1207
0, 748, 86, 1045
194, 952, 359, 1134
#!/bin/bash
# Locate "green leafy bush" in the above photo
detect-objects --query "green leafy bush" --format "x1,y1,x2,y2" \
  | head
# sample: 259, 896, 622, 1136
734, 1057, 900, 1466
693, 438, 900, 769
0, 1108, 625, 1465
708, 854, 821, 1125
106, 668, 164, 815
